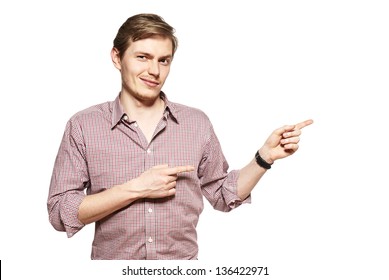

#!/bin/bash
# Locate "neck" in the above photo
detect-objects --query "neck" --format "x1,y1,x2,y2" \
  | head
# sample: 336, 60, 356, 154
120, 91, 165, 121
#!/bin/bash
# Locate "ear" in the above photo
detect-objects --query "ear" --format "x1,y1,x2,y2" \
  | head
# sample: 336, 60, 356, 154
111, 47, 122, 70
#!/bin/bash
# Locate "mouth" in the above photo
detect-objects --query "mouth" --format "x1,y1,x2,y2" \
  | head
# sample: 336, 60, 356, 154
140, 77, 160, 88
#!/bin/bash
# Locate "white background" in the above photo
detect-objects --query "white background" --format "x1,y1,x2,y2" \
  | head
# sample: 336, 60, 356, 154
1, 0, 388, 279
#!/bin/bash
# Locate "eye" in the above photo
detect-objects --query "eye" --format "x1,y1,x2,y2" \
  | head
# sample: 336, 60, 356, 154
137, 55, 146, 60
160, 58, 171, 66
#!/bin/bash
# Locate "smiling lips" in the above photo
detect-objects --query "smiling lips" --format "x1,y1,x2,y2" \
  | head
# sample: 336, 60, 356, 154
140, 77, 160, 87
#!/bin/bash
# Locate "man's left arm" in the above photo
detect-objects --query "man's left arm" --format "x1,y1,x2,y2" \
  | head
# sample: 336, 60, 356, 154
237, 119, 313, 200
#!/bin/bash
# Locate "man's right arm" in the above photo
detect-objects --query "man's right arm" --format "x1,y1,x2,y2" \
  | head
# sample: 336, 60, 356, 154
78, 164, 194, 225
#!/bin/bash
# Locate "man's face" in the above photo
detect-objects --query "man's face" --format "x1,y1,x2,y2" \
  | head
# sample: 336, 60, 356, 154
113, 36, 173, 103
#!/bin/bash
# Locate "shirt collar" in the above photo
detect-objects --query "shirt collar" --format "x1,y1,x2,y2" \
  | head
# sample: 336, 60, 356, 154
111, 91, 179, 129
160, 91, 179, 124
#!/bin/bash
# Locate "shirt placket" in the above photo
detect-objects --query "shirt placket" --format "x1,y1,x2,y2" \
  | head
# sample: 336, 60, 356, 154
121, 116, 158, 259
143, 115, 168, 260
144, 144, 157, 259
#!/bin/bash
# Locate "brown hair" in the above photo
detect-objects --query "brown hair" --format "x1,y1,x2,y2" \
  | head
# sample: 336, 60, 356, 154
113, 13, 178, 60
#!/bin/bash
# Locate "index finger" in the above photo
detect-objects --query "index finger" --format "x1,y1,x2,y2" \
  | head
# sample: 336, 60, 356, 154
295, 119, 314, 130
166, 165, 195, 175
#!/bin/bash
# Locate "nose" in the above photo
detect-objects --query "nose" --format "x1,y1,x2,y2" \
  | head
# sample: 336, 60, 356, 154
148, 60, 160, 77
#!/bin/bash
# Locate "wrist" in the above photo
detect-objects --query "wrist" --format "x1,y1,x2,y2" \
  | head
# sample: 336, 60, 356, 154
258, 148, 274, 165
116, 179, 143, 201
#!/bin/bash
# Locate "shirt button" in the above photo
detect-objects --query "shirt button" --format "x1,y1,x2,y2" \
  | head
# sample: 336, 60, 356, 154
148, 237, 153, 243
148, 208, 153, 213
134, 122, 138, 127
147, 148, 152, 154
123, 115, 128, 121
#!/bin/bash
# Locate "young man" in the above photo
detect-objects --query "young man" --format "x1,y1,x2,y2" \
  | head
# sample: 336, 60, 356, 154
47, 13, 313, 260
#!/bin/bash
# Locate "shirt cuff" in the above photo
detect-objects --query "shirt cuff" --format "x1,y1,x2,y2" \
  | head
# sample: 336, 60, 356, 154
224, 169, 252, 209
59, 192, 85, 237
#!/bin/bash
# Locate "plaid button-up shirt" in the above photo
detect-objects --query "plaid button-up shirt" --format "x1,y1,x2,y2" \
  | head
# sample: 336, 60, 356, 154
48, 92, 248, 260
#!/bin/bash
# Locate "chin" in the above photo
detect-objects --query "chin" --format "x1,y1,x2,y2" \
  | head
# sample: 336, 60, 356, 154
137, 91, 161, 102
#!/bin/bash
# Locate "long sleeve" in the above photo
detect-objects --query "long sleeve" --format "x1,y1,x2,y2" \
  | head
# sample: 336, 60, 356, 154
198, 123, 251, 212
47, 118, 89, 237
